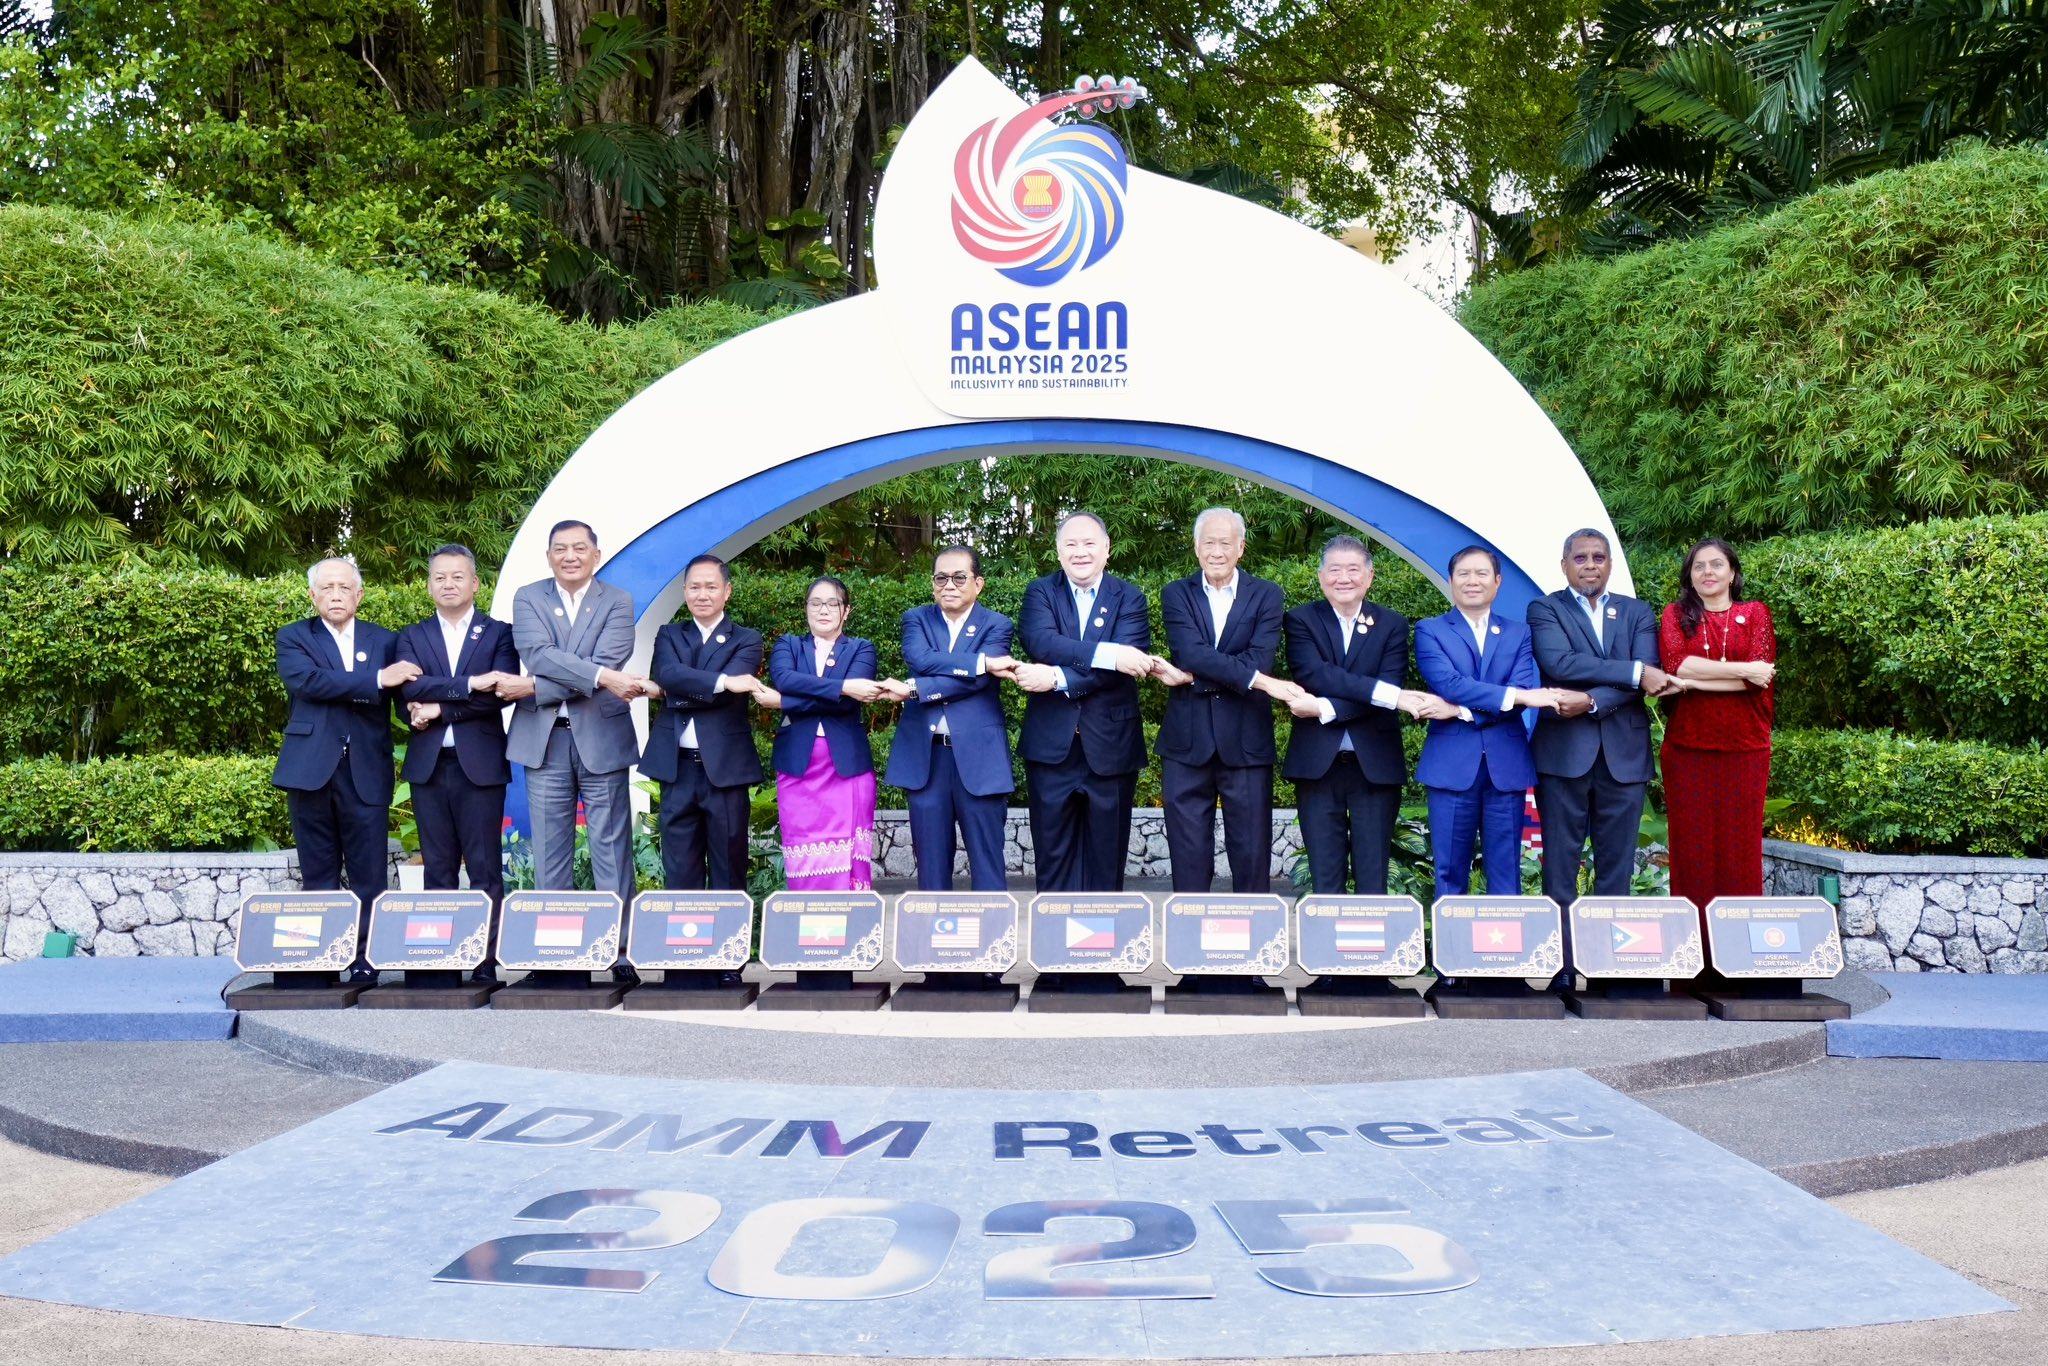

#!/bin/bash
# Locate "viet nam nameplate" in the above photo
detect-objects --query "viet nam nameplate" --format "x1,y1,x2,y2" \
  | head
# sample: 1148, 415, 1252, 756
1429, 897, 1565, 979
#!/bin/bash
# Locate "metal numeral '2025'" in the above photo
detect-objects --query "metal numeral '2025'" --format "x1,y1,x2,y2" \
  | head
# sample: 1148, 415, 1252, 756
435, 1190, 1478, 1300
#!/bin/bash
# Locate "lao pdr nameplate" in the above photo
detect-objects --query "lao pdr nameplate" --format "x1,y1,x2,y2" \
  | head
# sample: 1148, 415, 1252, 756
893, 892, 1018, 973
233, 891, 359, 973
626, 892, 754, 970
1429, 897, 1564, 979
1161, 894, 1287, 975
495, 892, 623, 972
1704, 897, 1844, 979
1568, 898, 1704, 980
366, 891, 493, 971
1025, 893, 1153, 973
758, 891, 886, 971
1294, 896, 1427, 976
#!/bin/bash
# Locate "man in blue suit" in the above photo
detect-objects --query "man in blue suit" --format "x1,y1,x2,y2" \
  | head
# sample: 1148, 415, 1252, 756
273, 556, 417, 973
1413, 546, 1562, 897
1001, 511, 1156, 892
886, 546, 1015, 891
395, 545, 523, 965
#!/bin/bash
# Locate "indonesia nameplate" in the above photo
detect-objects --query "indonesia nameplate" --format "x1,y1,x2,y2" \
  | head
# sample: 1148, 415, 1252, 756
495, 891, 624, 973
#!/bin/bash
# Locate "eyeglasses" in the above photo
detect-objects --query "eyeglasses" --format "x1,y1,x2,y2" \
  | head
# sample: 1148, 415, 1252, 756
931, 572, 974, 587
806, 598, 846, 610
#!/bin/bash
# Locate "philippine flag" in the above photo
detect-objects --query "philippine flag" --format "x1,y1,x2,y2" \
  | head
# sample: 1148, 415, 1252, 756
1201, 917, 1252, 953
405, 915, 454, 946
798, 914, 847, 948
533, 914, 584, 948
931, 915, 980, 950
271, 915, 324, 950
1334, 918, 1386, 953
1611, 921, 1663, 956
1749, 921, 1802, 954
666, 914, 715, 947
1473, 920, 1523, 954
1066, 917, 1116, 951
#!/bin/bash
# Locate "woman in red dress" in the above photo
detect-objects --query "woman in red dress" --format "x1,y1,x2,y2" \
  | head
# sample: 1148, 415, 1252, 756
1659, 538, 1777, 912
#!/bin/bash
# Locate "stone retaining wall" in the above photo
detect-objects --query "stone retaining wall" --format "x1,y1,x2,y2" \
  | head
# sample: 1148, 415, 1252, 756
873, 808, 1304, 883
1765, 840, 2048, 974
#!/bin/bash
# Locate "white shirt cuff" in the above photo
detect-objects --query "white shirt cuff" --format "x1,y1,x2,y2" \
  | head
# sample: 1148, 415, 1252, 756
1317, 698, 1337, 725
1458, 705, 1475, 723
1631, 660, 1644, 687
1053, 667, 1071, 693
712, 675, 727, 693
1369, 680, 1401, 710
974, 656, 987, 676
1088, 643, 1117, 671
1501, 687, 1517, 711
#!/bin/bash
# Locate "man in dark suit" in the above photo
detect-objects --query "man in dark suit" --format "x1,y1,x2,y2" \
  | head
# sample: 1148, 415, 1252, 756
886, 546, 1016, 891
396, 544, 523, 974
272, 556, 417, 974
1526, 528, 1676, 923
1281, 535, 1452, 893
1153, 508, 1293, 892
640, 554, 766, 891
999, 511, 1155, 892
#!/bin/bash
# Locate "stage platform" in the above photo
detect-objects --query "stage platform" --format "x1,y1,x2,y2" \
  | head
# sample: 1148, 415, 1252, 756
0, 957, 238, 1043
1828, 971, 2048, 1063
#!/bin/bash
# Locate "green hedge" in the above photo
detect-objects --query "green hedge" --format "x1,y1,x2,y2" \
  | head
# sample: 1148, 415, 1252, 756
1771, 729, 2048, 858
0, 754, 290, 852
1461, 143, 2048, 549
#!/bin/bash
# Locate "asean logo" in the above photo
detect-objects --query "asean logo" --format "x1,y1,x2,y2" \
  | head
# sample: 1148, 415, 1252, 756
951, 75, 1148, 288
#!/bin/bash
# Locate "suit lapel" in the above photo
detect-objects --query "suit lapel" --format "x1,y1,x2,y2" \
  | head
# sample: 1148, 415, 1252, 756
1557, 591, 1604, 656
1193, 577, 1223, 649
307, 618, 344, 670
564, 581, 606, 657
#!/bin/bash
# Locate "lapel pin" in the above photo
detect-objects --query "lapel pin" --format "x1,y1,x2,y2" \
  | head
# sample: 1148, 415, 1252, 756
1094, 616, 1106, 628
965, 624, 976, 636
1490, 625, 1500, 635
471, 625, 483, 637
553, 607, 564, 617
1735, 614, 1747, 625
1365, 615, 1375, 628
827, 657, 837, 668
716, 634, 727, 644
1606, 607, 1617, 619
355, 651, 367, 661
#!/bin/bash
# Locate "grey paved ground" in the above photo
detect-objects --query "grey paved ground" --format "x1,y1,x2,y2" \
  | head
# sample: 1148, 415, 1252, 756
0, 1134, 2038, 1365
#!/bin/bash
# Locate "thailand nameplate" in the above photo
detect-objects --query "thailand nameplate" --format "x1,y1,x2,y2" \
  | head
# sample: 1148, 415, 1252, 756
894, 892, 1019, 973
626, 892, 755, 970
1025, 893, 1153, 973
234, 890, 359, 973
495, 891, 624, 972
1568, 897, 1704, 980
1704, 897, 1844, 979
1429, 897, 1564, 979
1161, 895, 1288, 975
758, 891, 886, 971
1294, 896, 1428, 976
365, 890, 493, 971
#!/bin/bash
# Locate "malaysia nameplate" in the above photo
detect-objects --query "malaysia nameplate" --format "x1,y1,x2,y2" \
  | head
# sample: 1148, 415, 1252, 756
365, 891, 493, 971
894, 892, 1019, 973
1161, 895, 1287, 975
1568, 898, 1705, 980
1025, 893, 1153, 973
495, 891, 624, 972
1294, 896, 1427, 977
626, 892, 755, 970
758, 891, 886, 971
1429, 897, 1565, 979
234, 891, 359, 973
1704, 897, 1844, 979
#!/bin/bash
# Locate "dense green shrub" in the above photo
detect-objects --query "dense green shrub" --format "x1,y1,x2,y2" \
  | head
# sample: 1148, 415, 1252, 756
0, 754, 291, 852
1771, 729, 2048, 858
1461, 143, 2048, 548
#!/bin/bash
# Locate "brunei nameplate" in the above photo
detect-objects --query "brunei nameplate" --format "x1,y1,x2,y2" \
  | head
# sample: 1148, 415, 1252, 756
1025, 893, 1153, 973
758, 891, 886, 972
894, 892, 1019, 974
1568, 898, 1705, 980
1429, 897, 1565, 979
1703, 897, 1844, 979
626, 892, 754, 971
495, 891, 624, 973
365, 891, 493, 972
1161, 895, 1288, 975
233, 891, 359, 973
1294, 896, 1428, 977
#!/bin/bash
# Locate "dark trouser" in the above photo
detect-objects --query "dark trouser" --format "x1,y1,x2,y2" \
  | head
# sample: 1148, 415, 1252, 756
414, 748, 507, 968
658, 750, 752, 891
1162, 756, 1273, 893
906, 740, 1008, 891
1426, 757, 1525, 898
1295, 751, 1401, 894
525, 724, 634, 903
1537, 749, 1648, 925
1026, 740, 1136, 892
286, 753, 388, 955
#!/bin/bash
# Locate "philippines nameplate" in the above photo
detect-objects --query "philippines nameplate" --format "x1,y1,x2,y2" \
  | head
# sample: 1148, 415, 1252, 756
1294, 896, 1427, 977
495, 891, 624, 972
626, 892, 754, 971
1025, 893, 1153, 973
365, 890, 493, 971
1161, 895, 1287, 975
1704, 897, 1844, 979
758, 891, 886, 972
1429, 897, 1565, 979
233, 890, 359, 973
1568, 897, 1704, 980
894, 892, 1019, 974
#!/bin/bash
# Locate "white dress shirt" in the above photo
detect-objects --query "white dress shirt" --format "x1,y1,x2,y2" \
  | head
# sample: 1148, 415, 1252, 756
1054, 577, 1121, 693
678, 615, 726, 749
435, 608, 473, 748
1568, 589, 1646, 699
555, 581, 591, 721
1315, 605, 1404, 741
322, 618, 356, 672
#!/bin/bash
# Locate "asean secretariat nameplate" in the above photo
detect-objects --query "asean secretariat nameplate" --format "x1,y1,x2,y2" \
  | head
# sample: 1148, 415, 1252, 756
1568, 897, 1704, 980
894, 892, 1019, 973
365, 890, 493, 971
759, 891, 886, 971
1430, 897, 1565, 978
625, 892, 754, 970
1161, 895, 1288, 975
1026, 893, 1153, 972
1704, 897, 1844, 979
1295, 896, 1428, 976
495, 891, 624, 972
233, 891, 360, 973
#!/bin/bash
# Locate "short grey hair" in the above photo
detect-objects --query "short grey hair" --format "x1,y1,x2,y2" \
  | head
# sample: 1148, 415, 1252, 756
1320, 534, 1372, 567
306, 556, 362, 592
1562, 527, 1611, 559
1192, 507, 1246, 544
1056, 509, 1109, 540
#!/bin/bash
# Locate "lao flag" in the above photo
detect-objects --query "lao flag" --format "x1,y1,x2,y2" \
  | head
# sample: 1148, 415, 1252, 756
1473, 920, 1523, 954
666, 914, 715, 947
1066, 917, 1116, 950
1611, 921, 1663, 956
405, 915, 454, 946
533, 914, 584, 948
1201, 917, 1252, 953
1749, 921, 1802, 954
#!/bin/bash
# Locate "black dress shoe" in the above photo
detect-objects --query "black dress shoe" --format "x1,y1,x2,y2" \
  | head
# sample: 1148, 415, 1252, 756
345, 966, 379, 985
470, 967, 500, 985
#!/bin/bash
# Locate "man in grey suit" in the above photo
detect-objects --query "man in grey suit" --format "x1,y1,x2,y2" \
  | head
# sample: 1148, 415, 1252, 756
506, 519, 657, 907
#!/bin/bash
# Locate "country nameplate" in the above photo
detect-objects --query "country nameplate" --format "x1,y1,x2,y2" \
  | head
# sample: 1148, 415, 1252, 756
494, 891, 624, 972
1025, 893, 1153, 973
759, 891, 886, 971
1294, 896, 1427, 976
233, 890, 360, 973
1161, 894, 1287, 975
1703, 897, 1844, 979
1568, 897, 1704, 980
625, 891, 755, 970
365, 890, 493, 971
893, 892, 1019, 973
1429, 897, 1565, 979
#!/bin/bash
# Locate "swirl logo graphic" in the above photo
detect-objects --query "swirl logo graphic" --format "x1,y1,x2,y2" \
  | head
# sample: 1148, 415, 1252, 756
951, 75, 1148, 288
